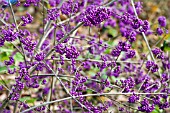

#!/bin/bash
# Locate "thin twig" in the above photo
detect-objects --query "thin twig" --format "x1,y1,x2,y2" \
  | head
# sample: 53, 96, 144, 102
44, 22, 84, 59
21, 92, 167, 113
32, 74, 121, 89
43, 62, 92, 112
130, 0, 161, 78
103, 0, 117, 7
46, 58, 142, 64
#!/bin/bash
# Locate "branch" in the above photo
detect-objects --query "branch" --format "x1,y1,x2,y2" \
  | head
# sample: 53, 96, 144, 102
43, 61, 92, 112
21, 92, 167, 113
130, 0, 161, 78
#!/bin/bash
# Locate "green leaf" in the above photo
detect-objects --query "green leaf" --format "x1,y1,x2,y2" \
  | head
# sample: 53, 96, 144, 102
0, 66, 7, 73
101, 74, 107, 79
0, 79, 10, 84
19, 96, 30, 102
151, 106, 162, 113
108, 28, 118, 38
27, 98, 37, 103
0, 47, 13, 52
19, 96, 37, 103
107, 40, 114, 45
13, 52, 24, 62
104, 48, 111, 54
152, 110, 160, 113
0, 52, 10, 62
163, 41, 170, 52
0, 65, 16, 73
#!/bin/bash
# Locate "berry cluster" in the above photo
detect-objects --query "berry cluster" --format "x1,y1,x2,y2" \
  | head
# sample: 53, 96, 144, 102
138, 98, 155, 112
47, 8, 60, 20
55, 44, 80, 59
80, 5, 111, 26
21, 13, 33, 26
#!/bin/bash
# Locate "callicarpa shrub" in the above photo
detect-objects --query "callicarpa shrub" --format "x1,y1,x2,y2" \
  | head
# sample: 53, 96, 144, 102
0, 0, 169, 113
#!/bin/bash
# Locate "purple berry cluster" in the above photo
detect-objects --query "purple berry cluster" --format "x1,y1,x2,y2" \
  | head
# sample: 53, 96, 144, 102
1, 27, 18, 42
138, 98, 155, 112
47, 8, 60, 20
79, 5, 111, 26
55, 44, 80, 59
21, 13, 33, 26
61, 0, 79, 15
146, 61, 158, 73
